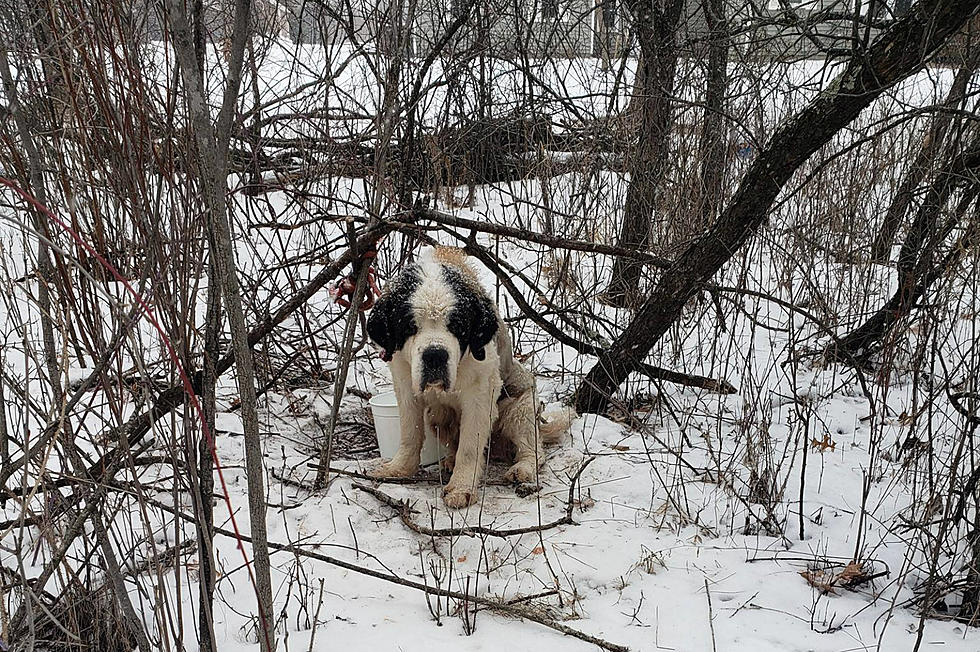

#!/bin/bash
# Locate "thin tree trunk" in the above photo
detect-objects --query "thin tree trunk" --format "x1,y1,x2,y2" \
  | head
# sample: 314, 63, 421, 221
697, 0, 730, 225
596, 0, 618, 67
870, 59, 977, 261
245, 38, 265, 196
574, 0, 980, 414
196, 238, 222, 652
188, 3, 218, 649
0, 372, 7, 474
316, 0, 414, 487
165, 1, 277, 650
0, 40, 62, 410
313, 261, 372, 489
605, 0, 685, 307
201, 69, 279, 652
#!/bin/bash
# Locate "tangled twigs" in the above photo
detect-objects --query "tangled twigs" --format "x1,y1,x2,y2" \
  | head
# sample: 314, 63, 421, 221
306, 464, 513, 486
135, 481, 629, 652
352, 456, 597, 539
78, 223, 393, 483
404, 224, 737, 395
950, 392, 980, 425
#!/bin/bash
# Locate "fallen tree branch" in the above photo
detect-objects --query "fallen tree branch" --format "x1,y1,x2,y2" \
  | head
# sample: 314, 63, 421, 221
351, 456, 596, 539
573, 0, 980, 414
405, 208, 672, 268
422, 225, 737, 394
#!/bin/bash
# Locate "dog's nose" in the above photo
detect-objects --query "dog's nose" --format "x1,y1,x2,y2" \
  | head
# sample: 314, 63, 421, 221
422, 346, 449, 370
420, 346, 450, 390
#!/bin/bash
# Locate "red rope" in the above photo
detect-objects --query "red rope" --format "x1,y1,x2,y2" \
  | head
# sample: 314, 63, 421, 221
0, 177, 272, 648
328, 248, 382, 311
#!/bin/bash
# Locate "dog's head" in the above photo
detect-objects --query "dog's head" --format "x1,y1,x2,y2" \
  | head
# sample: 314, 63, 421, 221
366, 249, 498, 395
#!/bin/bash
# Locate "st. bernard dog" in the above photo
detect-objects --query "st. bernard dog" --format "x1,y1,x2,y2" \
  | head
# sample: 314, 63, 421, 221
366, 246, 575, 508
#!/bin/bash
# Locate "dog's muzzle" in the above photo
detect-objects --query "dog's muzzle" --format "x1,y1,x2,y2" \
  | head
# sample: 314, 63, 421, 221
420, 346, 450, 391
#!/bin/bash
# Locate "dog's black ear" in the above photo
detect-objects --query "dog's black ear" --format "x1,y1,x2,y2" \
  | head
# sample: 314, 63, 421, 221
366, 268, 420, 361
466, 295, 497, 361
444, 265, 498, 362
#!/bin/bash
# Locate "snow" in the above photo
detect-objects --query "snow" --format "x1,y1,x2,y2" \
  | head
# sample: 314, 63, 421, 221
114, 389, 980, 652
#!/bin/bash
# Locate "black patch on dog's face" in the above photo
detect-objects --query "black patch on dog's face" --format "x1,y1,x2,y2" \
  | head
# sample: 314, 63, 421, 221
442, 265, 497, 361
366, 265, 422, 361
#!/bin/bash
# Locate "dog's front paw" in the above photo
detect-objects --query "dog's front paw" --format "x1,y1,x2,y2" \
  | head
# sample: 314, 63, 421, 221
503, 461, 537, 485
370, 460, 418, 479
443, 484, 478, 509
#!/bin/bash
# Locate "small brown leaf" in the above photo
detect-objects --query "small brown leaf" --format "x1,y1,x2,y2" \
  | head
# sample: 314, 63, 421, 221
811, 432, 837, 453
837, 561, 874, 588
802, 561, 873, 594
800, 569, 837, 595
838, 562, 863, 583
573, 496, 596, 511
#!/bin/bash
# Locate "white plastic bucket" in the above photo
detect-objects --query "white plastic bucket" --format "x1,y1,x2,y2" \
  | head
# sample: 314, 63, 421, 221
369, 391, 448, 467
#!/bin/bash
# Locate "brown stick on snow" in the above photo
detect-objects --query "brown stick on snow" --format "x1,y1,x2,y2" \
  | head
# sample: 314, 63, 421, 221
573, 0, 980, 415
352, 457, 597, 539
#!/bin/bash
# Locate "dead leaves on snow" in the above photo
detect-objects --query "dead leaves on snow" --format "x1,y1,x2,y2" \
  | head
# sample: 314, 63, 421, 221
811, 432, 837, 453
800, 561, 874, 595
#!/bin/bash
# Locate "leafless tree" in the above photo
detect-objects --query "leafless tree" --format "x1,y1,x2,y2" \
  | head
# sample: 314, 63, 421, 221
2, 0, 980, 649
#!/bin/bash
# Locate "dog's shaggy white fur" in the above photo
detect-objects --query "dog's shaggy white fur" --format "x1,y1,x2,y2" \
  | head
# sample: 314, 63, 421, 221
366, 247, 575, 508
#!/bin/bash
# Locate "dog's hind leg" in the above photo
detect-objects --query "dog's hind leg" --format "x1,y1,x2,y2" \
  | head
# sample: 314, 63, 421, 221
496, 390, 543, 485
